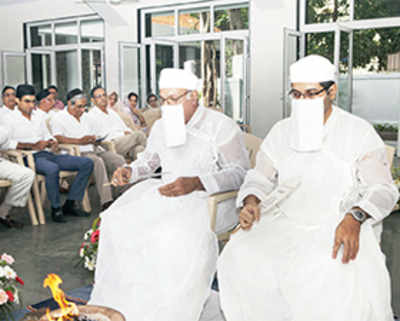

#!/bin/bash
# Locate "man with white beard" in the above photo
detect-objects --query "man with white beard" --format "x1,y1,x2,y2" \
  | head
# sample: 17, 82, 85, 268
218, 55, 399, 321
89, 68, 250, 321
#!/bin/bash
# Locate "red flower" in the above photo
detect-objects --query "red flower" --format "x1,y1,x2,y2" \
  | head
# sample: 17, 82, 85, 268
90, 230, 100, 244
6, 290, 14, 303
15, 276, 24, 285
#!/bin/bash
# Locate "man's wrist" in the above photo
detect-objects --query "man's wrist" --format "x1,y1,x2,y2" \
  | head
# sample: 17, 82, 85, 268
194, 177, 205, 191
244, 195, 261, 206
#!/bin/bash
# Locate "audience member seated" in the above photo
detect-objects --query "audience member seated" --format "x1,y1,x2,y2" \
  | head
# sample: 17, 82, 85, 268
1, 86, 17, 117
34, 89, 58, 121
51, 88, 125, 211
142, 93, 159, 112
126, 92, 147, 131
47, 85, 65, 111
142, 94, 161, 134
2, 84, 94, 223
0, 125, 35, 229
108, 91, 140, 132
86, 86, 146, 162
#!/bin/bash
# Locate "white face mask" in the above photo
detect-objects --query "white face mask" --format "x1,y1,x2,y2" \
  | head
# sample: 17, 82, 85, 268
289, 97, 325, 152
161, 104, 187, 148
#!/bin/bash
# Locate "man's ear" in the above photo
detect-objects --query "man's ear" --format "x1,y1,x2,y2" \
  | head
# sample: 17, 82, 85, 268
327, 83, 337, 102
189, 90, 199, 101
91, 97, 95, 105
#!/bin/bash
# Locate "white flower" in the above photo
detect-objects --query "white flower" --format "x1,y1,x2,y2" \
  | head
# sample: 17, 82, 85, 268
79, 248, 85, 258
0, 267, 5, 278
1, 254, 14, 265
4, 266, 16, 279
84, 229, 93, 241
0, 289, 8, 305
13, 289, 19, 304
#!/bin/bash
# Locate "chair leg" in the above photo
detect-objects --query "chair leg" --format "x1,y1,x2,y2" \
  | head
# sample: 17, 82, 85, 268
82, 188, 91, 213
40, 180, 47, 204
27, 193, 39, 226
32, 178, 46, 224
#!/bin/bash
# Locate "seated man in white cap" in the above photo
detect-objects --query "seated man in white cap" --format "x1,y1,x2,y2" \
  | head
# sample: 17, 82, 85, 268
217, 55, 399, 321
89, 68, 250, 321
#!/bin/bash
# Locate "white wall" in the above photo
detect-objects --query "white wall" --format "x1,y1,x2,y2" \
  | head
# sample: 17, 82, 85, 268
249, 0, 297, 138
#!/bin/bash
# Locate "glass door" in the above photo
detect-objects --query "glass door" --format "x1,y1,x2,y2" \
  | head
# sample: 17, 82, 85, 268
335, 25, 353, 113
282, 28, 305, 118
1, 51, 26, 89
26, 49, 53, 92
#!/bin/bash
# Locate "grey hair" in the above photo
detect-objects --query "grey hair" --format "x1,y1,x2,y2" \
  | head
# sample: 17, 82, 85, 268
70, 94, 86, 105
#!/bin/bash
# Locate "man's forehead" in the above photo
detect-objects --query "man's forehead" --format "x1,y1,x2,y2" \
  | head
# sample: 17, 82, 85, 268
21, 95, 36, 100
94, 88, 105, 95
76, 97, 87, 104
291, 82, 323, 90
160, 88, 186, 96
4, 88, 16, 94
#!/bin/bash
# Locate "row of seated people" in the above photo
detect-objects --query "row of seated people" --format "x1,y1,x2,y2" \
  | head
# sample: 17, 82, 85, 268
0, 84, 161, 228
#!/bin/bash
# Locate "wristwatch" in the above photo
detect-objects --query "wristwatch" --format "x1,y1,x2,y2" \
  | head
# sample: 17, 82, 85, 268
348, 208, 367, 223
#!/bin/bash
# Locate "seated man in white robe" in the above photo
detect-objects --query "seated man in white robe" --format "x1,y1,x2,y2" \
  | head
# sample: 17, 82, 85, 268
89, 68, 250, 321
218, 55, 399, 321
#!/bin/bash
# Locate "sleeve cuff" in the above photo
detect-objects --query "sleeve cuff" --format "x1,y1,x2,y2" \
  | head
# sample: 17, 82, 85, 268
354, 200, 384, 224
7, 140, 18, 150
236, 187, 267, 208
199, 174, 219, 195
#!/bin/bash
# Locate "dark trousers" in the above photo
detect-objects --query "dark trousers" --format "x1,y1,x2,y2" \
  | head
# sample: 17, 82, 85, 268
33, 151, 94, 208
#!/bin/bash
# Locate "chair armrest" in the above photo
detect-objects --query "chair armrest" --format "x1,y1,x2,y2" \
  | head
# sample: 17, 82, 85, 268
208, 190, 238, 232
101, 140, 117, 154
4, 149, 36, 171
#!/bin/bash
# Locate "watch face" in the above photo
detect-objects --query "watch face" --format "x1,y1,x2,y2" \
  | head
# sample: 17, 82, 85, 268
353, 210, 365, 221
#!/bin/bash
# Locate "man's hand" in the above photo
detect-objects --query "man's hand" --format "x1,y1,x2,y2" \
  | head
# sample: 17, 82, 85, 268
332, 214, 361, 264
80, 135, 96, 145
33, 140, 49, 150
124, 131, 131, 136
111, 167, 132, 186
158, 177, 204, 197
48, 139, 59, 152
239, 195, 261, 230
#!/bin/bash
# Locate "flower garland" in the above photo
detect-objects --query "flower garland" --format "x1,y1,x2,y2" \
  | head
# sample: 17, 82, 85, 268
79, 217, 100, 272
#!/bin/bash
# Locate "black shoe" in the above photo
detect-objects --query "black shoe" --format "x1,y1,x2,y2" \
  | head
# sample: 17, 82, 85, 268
0, 216, 24, 229
101, 200, 114, 212
62, 200, 90, 217
51, 208, 67, 223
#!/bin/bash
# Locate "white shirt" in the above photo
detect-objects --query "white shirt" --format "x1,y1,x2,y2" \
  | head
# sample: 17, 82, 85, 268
86, 106, 131, 140
50, 110, 94, 153
2, 108, 53, 149
34, 108, 58, 122
0, 105, 16, 119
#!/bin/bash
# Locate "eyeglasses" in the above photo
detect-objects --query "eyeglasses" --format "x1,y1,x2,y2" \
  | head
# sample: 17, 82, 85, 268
159, 91, 191, 105
22, 99, 36, 104
288, 82, 334, 100
2, 93, 16, 98
94, 93, 107, 99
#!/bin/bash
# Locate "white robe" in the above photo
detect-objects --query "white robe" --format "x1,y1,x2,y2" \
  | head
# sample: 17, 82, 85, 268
89, 106, 250, 321
218, 106, 399, 321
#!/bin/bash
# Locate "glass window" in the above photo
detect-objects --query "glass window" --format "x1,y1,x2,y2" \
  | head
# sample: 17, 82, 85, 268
355, 0, 400, 20
31, 53, 51, 92
214, 3, 249, 32
30, 24, 52, 47
145, 11, 175, 38
81, 19, 104, 43
55, 21, 78, 45
305, 32, 335, 63
56, 50, 79, 104
120, 46, 141, 104
81, 49, 102, 99
178, 8, 210, 35
306, 0, 350, 24
4, 55, 25, 88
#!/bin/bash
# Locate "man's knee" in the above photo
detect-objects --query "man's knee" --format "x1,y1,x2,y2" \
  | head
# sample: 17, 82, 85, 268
41, 163, 60, 177
80, 157, 94, 172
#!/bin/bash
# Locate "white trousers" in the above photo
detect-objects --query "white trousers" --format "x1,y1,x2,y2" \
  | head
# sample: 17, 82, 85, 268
0, 159, 35, 211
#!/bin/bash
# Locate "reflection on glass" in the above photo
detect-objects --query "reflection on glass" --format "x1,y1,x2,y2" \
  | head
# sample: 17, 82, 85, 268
4, 56, 25, 88
355, 0, 400, 20
224, 39, 245, 121
56, 50, 79, 104
31, 53, 51, 92
55, 21, 78, 45
121, 46, 141, 103
30, 25, 52, 47
214, 3, 249, 32
145, 11, 175, 38
155, 44, 174, 94
306, 0, 350, 24
306, 32, 335, 63
82, 49, 102, 99
338, 31, 351, 112
179, 8, 210, 35
179, 40, 221, 108
81, 19, 104, 43
352, 27, 400, 129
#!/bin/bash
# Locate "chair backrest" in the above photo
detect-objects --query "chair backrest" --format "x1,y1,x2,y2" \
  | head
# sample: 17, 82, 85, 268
385, 145, 395, 168
244, 133, 263, 168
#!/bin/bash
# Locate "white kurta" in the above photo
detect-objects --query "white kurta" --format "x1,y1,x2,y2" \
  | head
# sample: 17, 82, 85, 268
89, 106, 250, 321
218, 106, 399, 321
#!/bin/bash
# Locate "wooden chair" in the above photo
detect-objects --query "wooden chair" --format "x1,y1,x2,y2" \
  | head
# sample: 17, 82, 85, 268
208, 133, 263, 240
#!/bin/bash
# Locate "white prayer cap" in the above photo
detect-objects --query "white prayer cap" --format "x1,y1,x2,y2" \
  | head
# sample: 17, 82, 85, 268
290, 55, 336, 83
159, 68, 199, 91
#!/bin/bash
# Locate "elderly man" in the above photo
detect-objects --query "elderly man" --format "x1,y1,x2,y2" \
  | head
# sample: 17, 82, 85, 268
89, 68, 250, 321
218, 55, 399, 321
1, 86, 17, 117
86, 86, 147, 162
50, 88, 125, 211
0, 125, 35, 229
35, 89, 57, 121
2, 84, 94, 223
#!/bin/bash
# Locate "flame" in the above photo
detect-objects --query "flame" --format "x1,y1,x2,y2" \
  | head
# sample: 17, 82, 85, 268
43, 274, 79, 321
